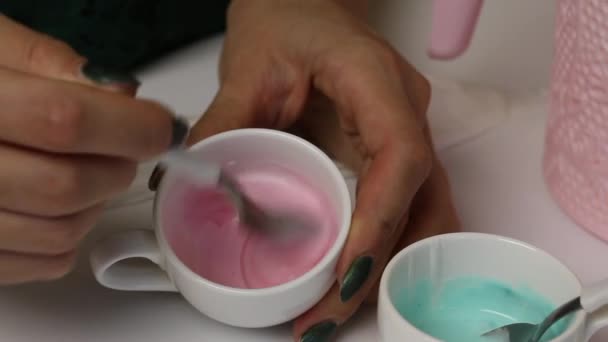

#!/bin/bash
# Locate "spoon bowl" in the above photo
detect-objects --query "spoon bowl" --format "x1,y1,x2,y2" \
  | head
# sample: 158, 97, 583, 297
483, 277, 608, 342
482, 298, 581, 342
162, 149, 311, 235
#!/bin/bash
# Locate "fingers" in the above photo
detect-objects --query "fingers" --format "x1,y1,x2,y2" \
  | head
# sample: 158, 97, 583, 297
0, 251, 77, 285
295, 160, 460, 339
295, 209, 410, 338
295, 42, 433, 340
0, 14, 84, 81
364, 159, 461, 305
317, 40, 432, 297
295, 229, 405, 342
393, 161, 460, 249
293, 283, 341, 341
0, 204, 103, 255
0, 66, 181, 160
0, 14, 138, 93
0, 143, 136, 217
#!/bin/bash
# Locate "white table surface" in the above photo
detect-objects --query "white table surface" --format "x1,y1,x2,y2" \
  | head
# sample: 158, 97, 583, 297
1, 36, 608, 342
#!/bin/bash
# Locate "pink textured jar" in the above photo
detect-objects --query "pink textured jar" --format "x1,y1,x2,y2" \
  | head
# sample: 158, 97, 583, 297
543, 0, 608, 241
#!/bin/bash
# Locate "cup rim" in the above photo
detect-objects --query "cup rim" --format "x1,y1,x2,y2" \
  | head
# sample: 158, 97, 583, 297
153, 128, 352, 296
378, 232, 585, 341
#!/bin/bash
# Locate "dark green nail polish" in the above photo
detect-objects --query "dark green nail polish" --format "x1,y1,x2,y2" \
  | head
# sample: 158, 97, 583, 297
300, 321, 337, 342
340, 255, 373, 302
148, 164, 165, 191
81, 62, 140, 86
171, 117, 190, 148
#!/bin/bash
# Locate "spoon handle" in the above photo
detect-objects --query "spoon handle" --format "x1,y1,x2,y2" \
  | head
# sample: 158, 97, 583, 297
531, 277, 608, 342
161, 150, 222, 186
581, 277, 608, 312
530, 297, 582, 342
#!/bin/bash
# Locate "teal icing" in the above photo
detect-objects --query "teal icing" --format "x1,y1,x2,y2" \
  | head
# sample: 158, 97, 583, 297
395, 276, 573, 342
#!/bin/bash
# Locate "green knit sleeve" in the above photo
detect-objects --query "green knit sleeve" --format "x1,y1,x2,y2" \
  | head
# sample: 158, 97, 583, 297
1, 0, 229, 71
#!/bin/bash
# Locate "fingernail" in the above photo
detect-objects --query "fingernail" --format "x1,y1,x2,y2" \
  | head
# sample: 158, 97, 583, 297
150, 117, 188, 191
170, 116, 190, 148
340, 255, 374, 302
148, 164, 165, 191
300, 321, 337, 342
81, 62, 140, 86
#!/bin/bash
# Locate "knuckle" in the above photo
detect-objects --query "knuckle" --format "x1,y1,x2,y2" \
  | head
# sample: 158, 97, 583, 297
323, 38, 403, 91
44, 252, 77, 280
108, 160, 138, 194
41, 162, 85, 213
43, 218, 91, 255
378, 217, 399, 237
398, 141, 433, 179
24, 34, 80, 71
42, 95, 86, 151
25, 35, 78, 72
408, 143, 433, 166
347, 39, 401, 71
369, 40, 402, 68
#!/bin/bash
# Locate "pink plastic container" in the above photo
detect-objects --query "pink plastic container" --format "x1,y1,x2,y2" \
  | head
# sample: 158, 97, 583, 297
543, 0, 608, 242
428, 0, 484, 59
428, 0, 608, 241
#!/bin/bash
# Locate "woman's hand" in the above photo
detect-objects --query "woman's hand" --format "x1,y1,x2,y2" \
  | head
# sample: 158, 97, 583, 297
0, 15, 182, 285
182, 0, 460, 340
291, 99, 459, 341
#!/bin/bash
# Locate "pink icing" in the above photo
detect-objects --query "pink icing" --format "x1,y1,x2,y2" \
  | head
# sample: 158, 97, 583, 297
161, 161, 339, 289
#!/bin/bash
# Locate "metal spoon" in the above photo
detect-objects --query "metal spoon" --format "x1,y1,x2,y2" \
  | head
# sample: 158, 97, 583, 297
482, 277, 608, 341
161, 150, 310, 235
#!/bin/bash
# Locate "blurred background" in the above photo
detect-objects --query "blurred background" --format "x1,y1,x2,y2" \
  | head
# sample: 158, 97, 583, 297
370, 0, 556, 94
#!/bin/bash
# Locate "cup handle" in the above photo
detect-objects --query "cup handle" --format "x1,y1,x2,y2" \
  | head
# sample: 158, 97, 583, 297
90, 230, 178, 292
580, 278, 608, 339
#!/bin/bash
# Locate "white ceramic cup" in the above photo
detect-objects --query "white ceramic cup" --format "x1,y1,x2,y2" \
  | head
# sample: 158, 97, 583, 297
378, 232, 608, 341
90, 128, 352, 328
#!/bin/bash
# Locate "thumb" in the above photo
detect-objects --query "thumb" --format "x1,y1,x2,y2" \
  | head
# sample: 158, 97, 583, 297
0, 14, 138, 94
187, 85, 257, 145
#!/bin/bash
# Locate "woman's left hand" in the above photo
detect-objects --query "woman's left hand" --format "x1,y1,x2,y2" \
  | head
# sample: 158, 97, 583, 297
151, 0, 460, 340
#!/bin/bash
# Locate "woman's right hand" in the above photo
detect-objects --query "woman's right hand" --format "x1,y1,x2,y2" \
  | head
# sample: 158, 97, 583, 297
0, 15, 183, 285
